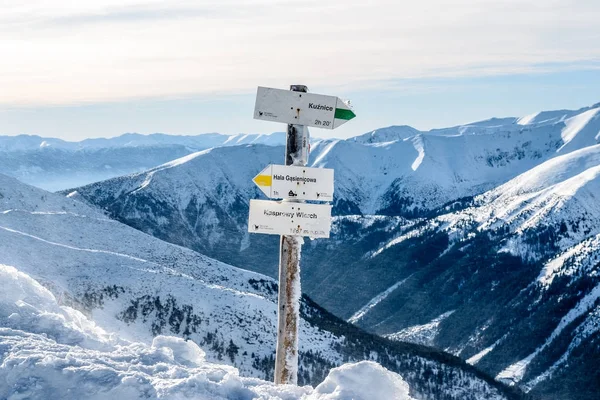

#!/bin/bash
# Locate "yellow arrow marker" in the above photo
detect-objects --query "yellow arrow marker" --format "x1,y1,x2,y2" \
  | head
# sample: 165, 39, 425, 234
253, 175, 272, 187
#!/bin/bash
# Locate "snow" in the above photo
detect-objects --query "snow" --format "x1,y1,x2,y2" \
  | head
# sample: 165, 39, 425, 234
537, 233, 600, 288
310, 140, 339, 166
0, 264, 116, 349
496, 355, 535, 385
351, 125, 421, 144
312, 361, 414, 400
516, 112, 539, 125
369, 223, 429, 258
0, 263, 413, 400
0, 132, 288, 152
335, 120, 600, 389
496, 282, 600, 385
5, 101, 600, 398
0, 174, 345, 378
431, 144, 600, 260
523, 303, 600, 390
1, 172, 519, 400
466, 343, 497, 366
558, 107, 600, 150
348, 277, 411, 324
410, 135, 425, 171
384, 311, 455, 347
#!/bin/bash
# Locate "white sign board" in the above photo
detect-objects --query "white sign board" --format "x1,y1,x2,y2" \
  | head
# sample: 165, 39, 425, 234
248, 199, 332, 238
254, 86, 355, 129
253, 165, 334, 201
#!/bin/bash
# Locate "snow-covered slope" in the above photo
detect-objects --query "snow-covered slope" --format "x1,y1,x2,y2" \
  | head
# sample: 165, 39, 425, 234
66, 102, 600, 399
0, 263, 415, 400
434, 144, 600, 259
0, 174, 517, 400
5, 102, 600, 195
64, 104, 600, 284
351, 125, 422, 144
349, 144, 600, 398
75, 102, 600, 218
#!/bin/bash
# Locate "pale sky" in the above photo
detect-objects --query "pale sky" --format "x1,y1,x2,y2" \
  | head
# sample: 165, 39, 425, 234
1, 0, 600, 140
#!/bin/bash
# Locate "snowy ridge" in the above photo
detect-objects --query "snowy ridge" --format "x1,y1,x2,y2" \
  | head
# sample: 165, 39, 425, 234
348, 277, 411, 324
0, 173, 340, 378
383, 144, 600, 263
537, 233, 600, 288
523, 303, 600, 391
384, 311, 455, 347
0, 263, 415, 400
64, 102, 600, 399
0, 174, 516, 400
381, 142, 600, 393
497, 282, 600, 386
351, 125, 422, 144
0, 132, 287, 152
79, 102, 600, 232
1, 101, 596, 199
0, 132, 288, 191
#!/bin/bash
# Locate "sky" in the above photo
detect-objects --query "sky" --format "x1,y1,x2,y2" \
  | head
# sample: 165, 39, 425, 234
1, 0, 599, 140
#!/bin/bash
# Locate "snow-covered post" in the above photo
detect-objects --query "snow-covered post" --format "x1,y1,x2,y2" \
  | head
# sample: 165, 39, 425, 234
251, 83, 352, 384
274, 84, 309, 385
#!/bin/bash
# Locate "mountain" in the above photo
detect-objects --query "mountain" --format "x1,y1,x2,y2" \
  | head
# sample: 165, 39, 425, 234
0, 132, 287, 191
65, 103, 600, 275
348, 145, 600, 399
351, 125, 423, 143
0, 132, 288, 152
304, 145, 600, 399
5, 101, 599, 194
67, 102, 600, 399
0, 173, 522, 400
1, 262, 417, 400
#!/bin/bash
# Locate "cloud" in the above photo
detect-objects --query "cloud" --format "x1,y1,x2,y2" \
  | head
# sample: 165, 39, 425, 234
1, 0, 599, 106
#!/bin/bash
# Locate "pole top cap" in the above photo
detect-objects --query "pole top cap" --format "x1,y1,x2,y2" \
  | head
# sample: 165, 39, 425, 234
290, 85, 308, 93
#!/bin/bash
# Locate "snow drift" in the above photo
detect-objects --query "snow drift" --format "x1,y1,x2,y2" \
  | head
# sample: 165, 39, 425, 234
0, 263, 414, 400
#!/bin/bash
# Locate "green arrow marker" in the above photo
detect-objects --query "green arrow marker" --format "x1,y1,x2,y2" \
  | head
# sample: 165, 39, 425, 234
334, 108, 356, 121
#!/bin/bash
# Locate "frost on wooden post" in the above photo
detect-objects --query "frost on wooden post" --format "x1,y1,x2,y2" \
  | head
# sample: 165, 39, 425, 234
276, 85, 310, 385
276, 235, 304, 384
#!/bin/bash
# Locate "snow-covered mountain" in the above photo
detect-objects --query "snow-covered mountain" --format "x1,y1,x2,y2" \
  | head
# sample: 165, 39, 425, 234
5, 101, 599, 195
0, 132, 287, 152
347, 144, 600, 398
1, 262, 416, 400
67, 102, 600, 399
65, 103, 600, 274
0, 132, 287, 191
0, 173, 519, 400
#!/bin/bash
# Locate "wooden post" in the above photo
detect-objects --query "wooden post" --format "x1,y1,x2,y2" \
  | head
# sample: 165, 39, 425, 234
274, 84, 309, 385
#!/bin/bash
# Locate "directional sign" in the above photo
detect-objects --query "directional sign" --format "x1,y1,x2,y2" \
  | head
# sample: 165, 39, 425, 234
248, 199, 332, 238
253, 165, 334, 202
254, 86, 356, 129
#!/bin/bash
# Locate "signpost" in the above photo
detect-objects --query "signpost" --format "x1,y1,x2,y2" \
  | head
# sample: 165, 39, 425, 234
249, 85, 355, 385
248, 199, 332, 238
254, 86, 355, 129
252, 165, 334, 201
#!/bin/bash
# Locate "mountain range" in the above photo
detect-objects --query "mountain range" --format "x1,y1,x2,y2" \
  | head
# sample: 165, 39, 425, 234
63, 102, 600, 399
0, 173, 522, 400
0, 132, 288, 191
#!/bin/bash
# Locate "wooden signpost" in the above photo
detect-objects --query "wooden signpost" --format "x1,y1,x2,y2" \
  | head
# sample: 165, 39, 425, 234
249, 85, 355, 385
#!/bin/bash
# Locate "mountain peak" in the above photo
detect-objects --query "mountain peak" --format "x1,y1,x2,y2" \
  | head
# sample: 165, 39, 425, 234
351, 125, 422, 144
